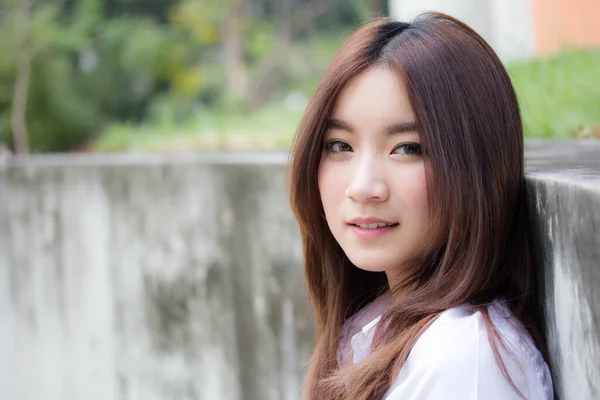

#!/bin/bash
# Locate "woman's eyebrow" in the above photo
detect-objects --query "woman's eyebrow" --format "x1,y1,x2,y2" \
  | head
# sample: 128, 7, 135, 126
383, 122, 419, 136
327, 117, 419, 136
327, 118, 355, 133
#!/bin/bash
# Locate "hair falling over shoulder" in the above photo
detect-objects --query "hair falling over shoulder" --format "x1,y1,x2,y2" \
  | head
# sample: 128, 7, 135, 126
289, 12, 547, 400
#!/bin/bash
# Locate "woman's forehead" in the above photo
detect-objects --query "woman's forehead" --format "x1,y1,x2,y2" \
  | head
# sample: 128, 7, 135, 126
332, 67, 416, 126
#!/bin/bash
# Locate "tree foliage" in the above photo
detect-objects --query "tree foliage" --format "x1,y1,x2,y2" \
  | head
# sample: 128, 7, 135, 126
0, 0, 385, 152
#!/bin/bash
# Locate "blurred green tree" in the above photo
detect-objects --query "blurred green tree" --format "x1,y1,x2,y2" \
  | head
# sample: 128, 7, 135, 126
168, 0, 372, 111
0, 0, 102, 153
0, 0, 385, 153
169, 0, 249, 107
0, 0, 178, 152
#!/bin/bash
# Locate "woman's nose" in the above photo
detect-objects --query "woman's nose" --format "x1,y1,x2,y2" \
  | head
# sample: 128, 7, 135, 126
344, 158, 389, 203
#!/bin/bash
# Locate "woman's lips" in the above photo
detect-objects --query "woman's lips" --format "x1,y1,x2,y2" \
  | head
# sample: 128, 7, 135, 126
348, 223, 399, 238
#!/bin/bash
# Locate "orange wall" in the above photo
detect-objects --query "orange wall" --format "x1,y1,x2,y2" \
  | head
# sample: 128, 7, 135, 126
532, 0, 600, 55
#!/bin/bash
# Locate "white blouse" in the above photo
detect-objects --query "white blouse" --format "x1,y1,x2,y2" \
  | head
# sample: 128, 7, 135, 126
338, 295, 554, 399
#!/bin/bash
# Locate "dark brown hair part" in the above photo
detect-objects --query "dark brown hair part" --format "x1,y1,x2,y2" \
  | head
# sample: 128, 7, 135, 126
289, 12, 546, 400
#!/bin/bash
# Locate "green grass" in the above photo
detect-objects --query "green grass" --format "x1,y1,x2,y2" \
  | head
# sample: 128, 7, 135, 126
92, 48, 600, 152
92, 102, 304, 152
508, 49, 600, 138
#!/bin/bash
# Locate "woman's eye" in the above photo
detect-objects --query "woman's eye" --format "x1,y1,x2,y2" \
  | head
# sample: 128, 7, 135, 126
324, 140, 352, 153
393, 143, 422, 156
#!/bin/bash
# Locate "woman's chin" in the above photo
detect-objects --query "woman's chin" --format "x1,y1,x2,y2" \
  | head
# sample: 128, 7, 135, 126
351, 261, 395, 274
348, 254, 410, 280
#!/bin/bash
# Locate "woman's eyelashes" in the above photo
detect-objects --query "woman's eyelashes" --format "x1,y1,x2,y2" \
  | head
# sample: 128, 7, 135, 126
324, 140, 422, 156
324, 140, 352, 153
392, 142, 422, 156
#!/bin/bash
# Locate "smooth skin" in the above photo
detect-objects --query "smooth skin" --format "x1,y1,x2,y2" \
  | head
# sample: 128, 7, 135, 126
318, 67, 431, 288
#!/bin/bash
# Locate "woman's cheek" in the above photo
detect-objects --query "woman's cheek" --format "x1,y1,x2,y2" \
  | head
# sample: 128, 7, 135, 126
319, 162, 348, 207
396, 164, 428, 205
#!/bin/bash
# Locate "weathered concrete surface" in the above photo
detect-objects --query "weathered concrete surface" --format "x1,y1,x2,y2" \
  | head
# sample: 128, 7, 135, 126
0, 141, 599, 400
525, 140, 600, 400
0, 153, 312, 400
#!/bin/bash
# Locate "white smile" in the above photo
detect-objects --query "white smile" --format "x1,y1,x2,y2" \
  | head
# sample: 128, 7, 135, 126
353, 223, 397, 228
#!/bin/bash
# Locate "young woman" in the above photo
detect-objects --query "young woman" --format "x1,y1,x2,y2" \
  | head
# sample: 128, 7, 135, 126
288, 12, 554, 400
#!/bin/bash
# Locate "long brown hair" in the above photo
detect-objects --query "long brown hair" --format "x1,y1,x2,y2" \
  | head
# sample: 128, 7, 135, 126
289, 12, 546, 400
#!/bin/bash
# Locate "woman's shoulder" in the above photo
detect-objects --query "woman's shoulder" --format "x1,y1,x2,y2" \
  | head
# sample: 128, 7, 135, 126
410, 300, 535, 366
385, 300, 554, 399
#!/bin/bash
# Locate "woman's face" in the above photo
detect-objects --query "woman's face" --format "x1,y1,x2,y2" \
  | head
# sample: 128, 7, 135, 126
318, 67, 431, 287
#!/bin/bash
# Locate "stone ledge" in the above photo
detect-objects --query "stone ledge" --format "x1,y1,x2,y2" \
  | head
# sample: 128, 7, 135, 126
1, 151, 290, 167
524, 139, 600, 400
525, 140, 600, 189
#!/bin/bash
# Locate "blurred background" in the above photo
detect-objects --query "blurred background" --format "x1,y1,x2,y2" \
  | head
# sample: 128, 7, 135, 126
1, 2, 599, 400
0, 0, 598, 156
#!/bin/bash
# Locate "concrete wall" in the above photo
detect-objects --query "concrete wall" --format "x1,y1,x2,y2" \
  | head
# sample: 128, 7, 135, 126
525, 141, 600, 400
1, 141, 599, 400
0, 153, 313, 400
